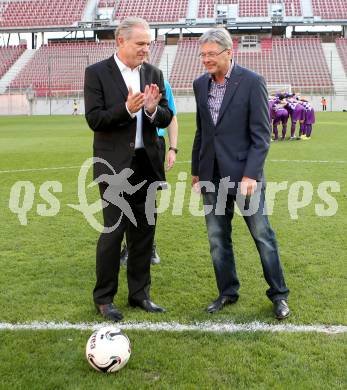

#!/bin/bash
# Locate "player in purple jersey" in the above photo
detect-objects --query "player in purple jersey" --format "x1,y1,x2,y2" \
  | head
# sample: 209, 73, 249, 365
268, 96, 277, 122
286, 97, 305, 140
301, 99, 315, 140
293, 96, 307, 140
272, 101, 289, 141
284, 98, 295, 139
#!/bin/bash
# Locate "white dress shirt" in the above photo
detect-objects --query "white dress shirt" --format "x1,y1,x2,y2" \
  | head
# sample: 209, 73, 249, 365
114, 53, 144, 149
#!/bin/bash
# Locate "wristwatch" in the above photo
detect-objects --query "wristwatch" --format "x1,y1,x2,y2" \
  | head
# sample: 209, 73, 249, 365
169, 147, 178, 154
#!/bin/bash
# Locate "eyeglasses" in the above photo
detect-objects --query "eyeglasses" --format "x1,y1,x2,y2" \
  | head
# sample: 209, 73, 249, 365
198, 49, 228, 59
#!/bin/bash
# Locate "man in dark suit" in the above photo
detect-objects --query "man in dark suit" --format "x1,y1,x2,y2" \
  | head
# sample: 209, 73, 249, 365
191, 28, 290, 320
84, 17, 172, 321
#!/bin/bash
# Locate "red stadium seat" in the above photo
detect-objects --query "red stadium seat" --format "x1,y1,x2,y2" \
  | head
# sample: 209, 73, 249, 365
0, 0, 88, 28
9, 41, 165, 95
169, 38, 334, 94
311, 0, 347, 19
114, 0, 189, 23
0, 45, 26, 79
336, 38, 347, 76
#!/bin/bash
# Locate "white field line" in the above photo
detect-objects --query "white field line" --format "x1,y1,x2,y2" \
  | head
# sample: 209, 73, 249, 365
0, 166, 82, 174
0, 321, 346, 334
0, 159, 346, 174
269, 159, 347, 164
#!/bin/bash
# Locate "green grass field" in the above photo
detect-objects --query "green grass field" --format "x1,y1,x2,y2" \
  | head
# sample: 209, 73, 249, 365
0, 113, 346, 389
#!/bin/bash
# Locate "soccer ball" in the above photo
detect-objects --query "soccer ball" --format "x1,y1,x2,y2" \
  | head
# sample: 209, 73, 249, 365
86, 326, 131, 373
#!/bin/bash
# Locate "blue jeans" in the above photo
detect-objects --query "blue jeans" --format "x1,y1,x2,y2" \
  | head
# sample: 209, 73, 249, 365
202, 180, 289, 302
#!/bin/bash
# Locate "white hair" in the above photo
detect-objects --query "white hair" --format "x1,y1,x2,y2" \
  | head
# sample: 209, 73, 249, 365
115, 17, 150, 43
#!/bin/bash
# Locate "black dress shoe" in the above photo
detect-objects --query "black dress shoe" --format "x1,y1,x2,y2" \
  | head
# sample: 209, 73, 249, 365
129, 298, 166, 313
207, 295, 238, 313
95, 303, 123, 322
273, 299, 290, 320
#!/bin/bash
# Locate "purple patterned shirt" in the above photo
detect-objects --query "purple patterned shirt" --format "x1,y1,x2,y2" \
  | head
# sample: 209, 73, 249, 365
207, 61, 234, 125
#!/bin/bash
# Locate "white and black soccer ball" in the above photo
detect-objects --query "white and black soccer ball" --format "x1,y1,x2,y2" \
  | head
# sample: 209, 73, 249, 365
86, 326, 131, 373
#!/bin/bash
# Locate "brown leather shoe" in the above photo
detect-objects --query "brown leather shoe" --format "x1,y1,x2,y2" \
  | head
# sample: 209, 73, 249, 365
95, 303, 123, 322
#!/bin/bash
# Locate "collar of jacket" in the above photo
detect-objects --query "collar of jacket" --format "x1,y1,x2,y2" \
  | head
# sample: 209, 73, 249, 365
106, 55, 148, 99
201, 61, 243, 127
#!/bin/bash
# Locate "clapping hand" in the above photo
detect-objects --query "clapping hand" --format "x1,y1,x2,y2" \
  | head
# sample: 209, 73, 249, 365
126, 86, 144, 114
144, 84, 162, 114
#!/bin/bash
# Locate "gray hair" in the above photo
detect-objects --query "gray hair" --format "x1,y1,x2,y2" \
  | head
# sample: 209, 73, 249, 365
115, 17, 150, 42
199, 28, 232, 50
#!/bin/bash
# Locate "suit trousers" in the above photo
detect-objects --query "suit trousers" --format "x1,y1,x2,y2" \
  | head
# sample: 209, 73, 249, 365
157, 136, 166, 165
93, 148, 157, 304
202, 176, 289, 302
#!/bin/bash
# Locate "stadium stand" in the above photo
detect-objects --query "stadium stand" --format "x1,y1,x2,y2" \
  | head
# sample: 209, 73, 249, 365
9, 41, 164, 95
9, 42, 107, 95
270, 0, 302, 17
0, 1, 344, 98
198, 0, 237, 19
148, 40, 164, 67
336, 38, 347, 76
238, 0, 268, 17
198, 0, 302, 18
0, 45, 26, 79
311, 0, 347, 20
0, 0, 346, 29
169, 37, 334, 93
169, 40, 201, 89
0, 0, 88, 28
114, 0, 189, 22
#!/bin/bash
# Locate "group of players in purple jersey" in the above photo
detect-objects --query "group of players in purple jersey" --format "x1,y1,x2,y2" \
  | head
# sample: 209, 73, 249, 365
269, 92, 315, 141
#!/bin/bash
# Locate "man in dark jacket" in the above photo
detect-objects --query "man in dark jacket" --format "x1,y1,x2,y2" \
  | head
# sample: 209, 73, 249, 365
192, 28, 290, 320
84, 17, 172, 321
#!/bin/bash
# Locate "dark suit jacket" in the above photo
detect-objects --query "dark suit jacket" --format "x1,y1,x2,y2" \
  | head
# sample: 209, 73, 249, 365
84, 56, 173, 181
191, 62, 271, 194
